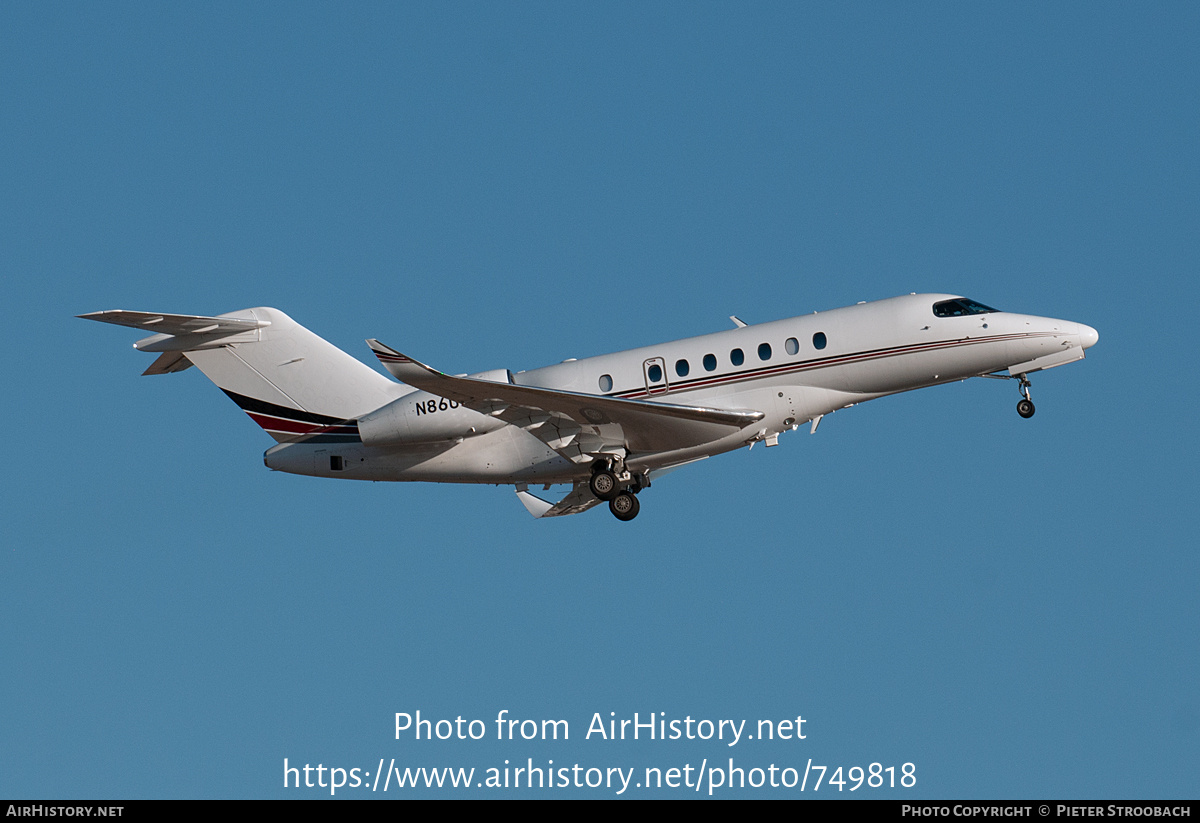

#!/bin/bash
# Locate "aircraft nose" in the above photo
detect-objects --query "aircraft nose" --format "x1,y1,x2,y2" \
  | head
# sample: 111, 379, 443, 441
1079, 324, 1099, 349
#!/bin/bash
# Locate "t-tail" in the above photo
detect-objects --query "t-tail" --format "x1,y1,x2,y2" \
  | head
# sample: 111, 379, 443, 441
79, 307, 405, 442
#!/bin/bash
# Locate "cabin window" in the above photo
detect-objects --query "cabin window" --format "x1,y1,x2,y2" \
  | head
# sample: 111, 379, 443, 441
647, 363, 663, 383
598, 374, 613, 392
785, 337, 799, 355
703, 353, 717, 371
730, 348, 744, 366
813, 332, 827, 350
758, 342, 772, 361
675, 359, 689, 377
330, 455, 344, 471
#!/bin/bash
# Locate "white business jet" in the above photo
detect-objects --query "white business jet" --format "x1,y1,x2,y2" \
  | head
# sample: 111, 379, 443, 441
81, 294, 1097, 521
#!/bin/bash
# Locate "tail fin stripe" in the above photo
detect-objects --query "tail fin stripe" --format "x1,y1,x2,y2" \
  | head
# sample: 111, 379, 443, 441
221, 389, 350, 426
222, 389, 363, 443
245, 413, 358, 435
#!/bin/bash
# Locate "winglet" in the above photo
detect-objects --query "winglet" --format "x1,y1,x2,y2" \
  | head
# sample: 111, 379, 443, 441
366, 339, 443, 383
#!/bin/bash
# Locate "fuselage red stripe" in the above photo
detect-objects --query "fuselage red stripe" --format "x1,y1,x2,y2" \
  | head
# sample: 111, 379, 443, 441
608, 332, 1047, 399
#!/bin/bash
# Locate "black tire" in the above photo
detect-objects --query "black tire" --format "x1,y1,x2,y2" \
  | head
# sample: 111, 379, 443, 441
1017, 399, 1035, 418
609, 492, 640, 521
589, 469, 619, 501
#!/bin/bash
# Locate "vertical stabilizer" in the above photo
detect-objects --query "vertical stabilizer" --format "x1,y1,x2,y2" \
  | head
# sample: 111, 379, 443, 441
80, 307, 406, 441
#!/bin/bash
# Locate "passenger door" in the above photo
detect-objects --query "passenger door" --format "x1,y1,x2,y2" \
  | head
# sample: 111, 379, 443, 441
642, 357, 669, 395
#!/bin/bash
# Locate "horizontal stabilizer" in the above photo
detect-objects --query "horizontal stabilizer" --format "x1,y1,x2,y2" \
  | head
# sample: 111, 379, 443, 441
77, 310, 268, 337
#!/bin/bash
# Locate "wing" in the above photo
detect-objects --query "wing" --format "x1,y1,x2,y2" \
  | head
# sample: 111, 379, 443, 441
366, 340, 764, 461
515, 482, 605, 518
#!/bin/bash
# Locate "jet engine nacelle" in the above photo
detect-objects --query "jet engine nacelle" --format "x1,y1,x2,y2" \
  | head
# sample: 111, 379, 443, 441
357, 369, 513, 447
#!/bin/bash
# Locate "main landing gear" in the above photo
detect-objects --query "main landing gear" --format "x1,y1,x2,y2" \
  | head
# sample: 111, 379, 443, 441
608, 490, 640, 522
588, 467, 620, 501
590, 460, 644, 521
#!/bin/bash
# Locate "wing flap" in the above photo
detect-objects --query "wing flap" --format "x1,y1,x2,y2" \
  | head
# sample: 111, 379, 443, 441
516, 482, 604, 518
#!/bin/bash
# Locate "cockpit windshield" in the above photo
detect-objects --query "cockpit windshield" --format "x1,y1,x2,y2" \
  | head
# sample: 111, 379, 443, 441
932, 298, 1000, 318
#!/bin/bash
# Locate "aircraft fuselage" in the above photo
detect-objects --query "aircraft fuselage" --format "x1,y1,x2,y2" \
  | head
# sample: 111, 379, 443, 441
263, 293, 1097, 486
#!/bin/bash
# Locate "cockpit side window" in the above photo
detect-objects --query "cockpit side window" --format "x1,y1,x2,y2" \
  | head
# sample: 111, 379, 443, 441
932, 298, 1000, 317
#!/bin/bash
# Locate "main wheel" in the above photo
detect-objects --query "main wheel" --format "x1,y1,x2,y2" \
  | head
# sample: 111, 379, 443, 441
609, 491, 640, 521
589, 469, 619, 500
1017, 399, 1035, 418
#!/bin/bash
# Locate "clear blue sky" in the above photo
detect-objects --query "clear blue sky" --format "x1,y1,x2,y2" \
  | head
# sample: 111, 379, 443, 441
3, 2, 1196, 798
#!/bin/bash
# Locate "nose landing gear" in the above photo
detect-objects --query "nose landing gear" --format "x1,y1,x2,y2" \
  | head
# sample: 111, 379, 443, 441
1016, 374, 1035, 418
980, 371, 1037, 418
1017, 398, 1035, 418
